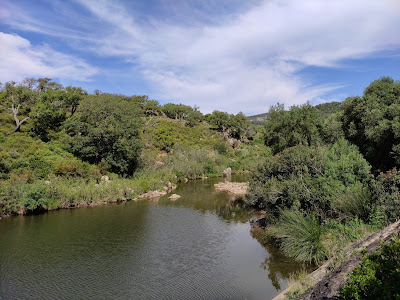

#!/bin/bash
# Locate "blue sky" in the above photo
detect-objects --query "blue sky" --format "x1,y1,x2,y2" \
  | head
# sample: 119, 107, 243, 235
1, 0, 400, 115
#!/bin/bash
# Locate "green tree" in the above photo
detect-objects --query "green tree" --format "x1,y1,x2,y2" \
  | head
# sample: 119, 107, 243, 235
0, 80, 38, 133
64, 94, 143, 175
64, 86, 87, 116
29, 88, 67, 141
341, 77, 400, 171
264, 103, 323, 154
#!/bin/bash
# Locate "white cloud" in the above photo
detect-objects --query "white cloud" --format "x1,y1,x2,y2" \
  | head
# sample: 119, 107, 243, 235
0, 32, 97, 83
2, 0, 400, 113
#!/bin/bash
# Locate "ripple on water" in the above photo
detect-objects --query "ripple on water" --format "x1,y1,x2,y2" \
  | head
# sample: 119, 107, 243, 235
0, 176, 303, 300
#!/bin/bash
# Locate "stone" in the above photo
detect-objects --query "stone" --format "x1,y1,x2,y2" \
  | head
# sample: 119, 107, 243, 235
154, 161, 164, 169
222, 167, 232, 177
168, 194, 181, 201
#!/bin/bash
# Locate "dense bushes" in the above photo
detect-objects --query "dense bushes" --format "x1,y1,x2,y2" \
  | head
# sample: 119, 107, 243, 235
340, 236, 400, 299
246, 139, 371, 221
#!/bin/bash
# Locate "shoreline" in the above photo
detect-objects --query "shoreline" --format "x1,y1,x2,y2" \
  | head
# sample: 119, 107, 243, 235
0, 172, 250, 221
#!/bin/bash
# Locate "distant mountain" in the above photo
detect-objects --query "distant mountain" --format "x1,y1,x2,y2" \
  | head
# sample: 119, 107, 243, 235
247, 112, 268, 125
247, 101, 342, 125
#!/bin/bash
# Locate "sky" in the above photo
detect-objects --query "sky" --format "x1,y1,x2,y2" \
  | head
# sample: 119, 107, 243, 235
1, 0, 400, 115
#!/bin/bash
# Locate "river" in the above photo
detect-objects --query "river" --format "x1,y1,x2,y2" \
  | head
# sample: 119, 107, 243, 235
0, 175, 307, 299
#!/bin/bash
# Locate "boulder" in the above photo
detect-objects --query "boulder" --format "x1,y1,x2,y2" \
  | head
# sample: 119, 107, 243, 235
168, 194, 181, 201
222, 167, 232, 177
154, 161, 164, 169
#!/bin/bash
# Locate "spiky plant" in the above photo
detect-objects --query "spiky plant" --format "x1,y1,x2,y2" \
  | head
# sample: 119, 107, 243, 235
271, 210, 326, 264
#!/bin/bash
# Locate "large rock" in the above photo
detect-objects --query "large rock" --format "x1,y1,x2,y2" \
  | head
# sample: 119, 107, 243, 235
154, 161, 164, 169
222, 167, 232, 177
168, 194, 181, 201
214, 181, 248, 197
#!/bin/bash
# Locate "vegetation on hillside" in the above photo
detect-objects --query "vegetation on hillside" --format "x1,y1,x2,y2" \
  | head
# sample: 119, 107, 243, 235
0, 77, 266, 216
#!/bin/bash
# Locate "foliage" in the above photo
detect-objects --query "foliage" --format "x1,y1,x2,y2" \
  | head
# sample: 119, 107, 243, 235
64, 94, 143, 175
246, 139, 371, 220
369, 168, 400, 226
340, 236, 400, 300
271, 210, 326, 263
341, 77, 400, 171
264, 103, 323, 154
207, 110, 251, 139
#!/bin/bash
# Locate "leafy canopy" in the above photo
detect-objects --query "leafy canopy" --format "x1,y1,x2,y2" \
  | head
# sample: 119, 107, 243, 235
64, 94, 143, 175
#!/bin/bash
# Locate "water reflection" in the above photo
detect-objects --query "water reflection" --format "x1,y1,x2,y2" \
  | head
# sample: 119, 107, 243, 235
0, 175, 309, 300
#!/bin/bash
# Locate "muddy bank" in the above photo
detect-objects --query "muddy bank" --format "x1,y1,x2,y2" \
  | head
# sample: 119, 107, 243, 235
273, 220, 400, 300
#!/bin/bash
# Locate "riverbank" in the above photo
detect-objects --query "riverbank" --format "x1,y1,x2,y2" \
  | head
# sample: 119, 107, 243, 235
0, 172, 250, 221
273, 220, 400, 299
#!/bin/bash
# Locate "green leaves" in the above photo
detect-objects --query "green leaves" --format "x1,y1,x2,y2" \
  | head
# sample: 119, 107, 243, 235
64, 94, 143, 175
341, 236, 400, 300
264, 103, 323, 155
342, 77, 400, 171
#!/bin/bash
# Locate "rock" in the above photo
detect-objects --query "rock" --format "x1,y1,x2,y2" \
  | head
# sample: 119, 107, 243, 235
226, 138, 234, 148
167, 181, 172, 188
154, 161, 164, 169
101, 175, 110, 182
214, 181, 248, 197
183, 178, 189, 183
168, 194, 181, 201
45, 180, 51, 185
137, 190, 167, 200
222, 167, 232, 177
157, 152, 168, 157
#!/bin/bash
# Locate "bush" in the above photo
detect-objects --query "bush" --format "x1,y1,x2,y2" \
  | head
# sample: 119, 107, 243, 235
340, 236, 400, 299
246, 140, 371, 220
214, 142, 228, 154
21, 182, 49, 213
369, 168, 400, 226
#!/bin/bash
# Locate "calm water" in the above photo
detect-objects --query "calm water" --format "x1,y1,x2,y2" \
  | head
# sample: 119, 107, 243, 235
0, 176, 307, 300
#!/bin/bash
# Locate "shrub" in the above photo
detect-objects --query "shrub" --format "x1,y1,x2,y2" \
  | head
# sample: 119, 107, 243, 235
246, 140, 371, 220
214, 142, 228, 154
21, 182, 49, 213
340, 236, 400, 299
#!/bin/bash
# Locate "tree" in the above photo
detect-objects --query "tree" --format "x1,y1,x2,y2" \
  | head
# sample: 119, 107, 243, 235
64, 94, 143, 175
64, 86, 87, 116
264, 103, 323, 154
0, 80, 37, 133
29, 88, 67, 141
341, 77, 400, 171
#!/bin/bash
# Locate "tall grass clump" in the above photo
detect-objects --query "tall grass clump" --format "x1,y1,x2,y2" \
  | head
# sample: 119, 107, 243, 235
271, 210, 326, 264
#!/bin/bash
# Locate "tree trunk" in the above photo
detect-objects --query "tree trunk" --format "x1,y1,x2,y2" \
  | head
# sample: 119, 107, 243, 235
9, 102, 29, 134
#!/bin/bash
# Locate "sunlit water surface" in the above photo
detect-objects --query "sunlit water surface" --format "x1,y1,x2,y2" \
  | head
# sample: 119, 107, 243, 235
0, 175, 307, 299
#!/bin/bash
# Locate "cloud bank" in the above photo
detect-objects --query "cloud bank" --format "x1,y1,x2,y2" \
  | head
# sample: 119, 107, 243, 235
1, 0, 400, 113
